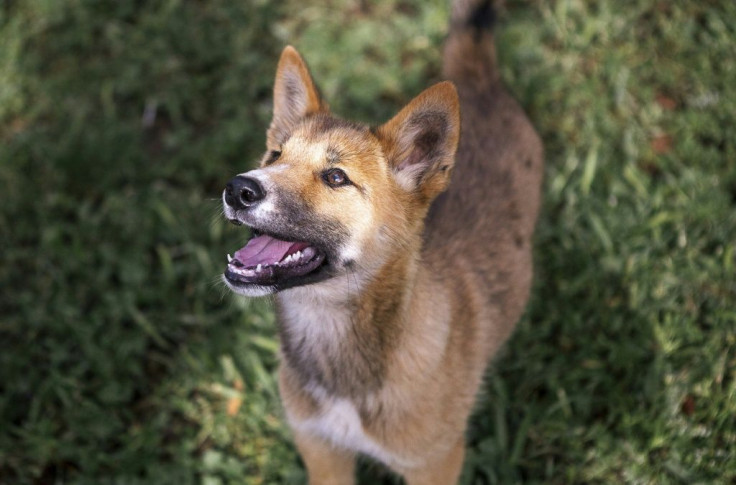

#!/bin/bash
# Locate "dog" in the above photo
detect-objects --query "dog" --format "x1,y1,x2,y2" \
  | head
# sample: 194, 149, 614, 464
221, 0, 543, 482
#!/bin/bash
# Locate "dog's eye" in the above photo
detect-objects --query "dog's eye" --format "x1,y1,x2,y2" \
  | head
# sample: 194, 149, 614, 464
265, 150, 281, 165
322, 168, 350, 187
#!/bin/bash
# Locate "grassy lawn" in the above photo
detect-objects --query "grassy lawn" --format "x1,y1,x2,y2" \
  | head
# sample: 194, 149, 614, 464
1, 0, 734, 484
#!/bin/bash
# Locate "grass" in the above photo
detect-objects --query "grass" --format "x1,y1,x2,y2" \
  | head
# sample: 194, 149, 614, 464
0, 0, 734, 484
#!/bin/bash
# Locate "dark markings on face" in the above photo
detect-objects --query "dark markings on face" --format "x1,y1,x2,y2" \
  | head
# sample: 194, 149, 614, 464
326, 147, 340, 165
265, 189, 350, 261
310, 113, 367, 135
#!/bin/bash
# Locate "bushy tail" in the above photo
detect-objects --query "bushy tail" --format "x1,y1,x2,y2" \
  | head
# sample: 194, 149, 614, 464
443, 0, 499, 86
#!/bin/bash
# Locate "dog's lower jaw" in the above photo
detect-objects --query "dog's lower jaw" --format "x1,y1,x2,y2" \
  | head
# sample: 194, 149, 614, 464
222, 275, 276, 297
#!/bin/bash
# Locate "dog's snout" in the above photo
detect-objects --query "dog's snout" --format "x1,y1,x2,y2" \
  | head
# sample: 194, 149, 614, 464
225, 176, 266, 209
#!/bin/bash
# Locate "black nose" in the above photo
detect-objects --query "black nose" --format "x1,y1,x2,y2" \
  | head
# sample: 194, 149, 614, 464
224, 176, 266, 209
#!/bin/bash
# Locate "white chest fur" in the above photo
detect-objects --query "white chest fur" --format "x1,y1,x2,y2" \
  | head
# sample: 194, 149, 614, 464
291, 396, 383, 456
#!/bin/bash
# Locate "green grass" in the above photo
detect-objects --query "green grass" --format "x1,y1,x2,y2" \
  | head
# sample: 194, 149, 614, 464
1, 0, 734, 484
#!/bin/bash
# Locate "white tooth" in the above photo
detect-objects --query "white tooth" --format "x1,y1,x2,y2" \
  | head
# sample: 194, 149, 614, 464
227, 254, 232, 263
302, 247, 315, 259
295, 251, 302, 260
256, 264, 262, 272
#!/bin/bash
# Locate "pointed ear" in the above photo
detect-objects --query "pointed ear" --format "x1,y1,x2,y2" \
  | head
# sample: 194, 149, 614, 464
375, 82, 460, 200
267, 46, 327, 148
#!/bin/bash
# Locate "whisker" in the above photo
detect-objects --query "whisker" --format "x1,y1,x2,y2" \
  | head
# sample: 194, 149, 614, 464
207, 274, 226, 290
208, 204, 226, 230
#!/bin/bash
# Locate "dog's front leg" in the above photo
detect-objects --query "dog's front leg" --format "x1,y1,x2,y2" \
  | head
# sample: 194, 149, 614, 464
293, 429, 356, 485
278, 367, 356, 483
398, 439, 465, 485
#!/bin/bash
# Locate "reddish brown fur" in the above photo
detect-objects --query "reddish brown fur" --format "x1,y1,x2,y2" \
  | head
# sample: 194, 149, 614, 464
234, 2, 543, 483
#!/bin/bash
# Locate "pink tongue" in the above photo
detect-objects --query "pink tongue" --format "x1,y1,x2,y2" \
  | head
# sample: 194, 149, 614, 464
233, 234, 304, 268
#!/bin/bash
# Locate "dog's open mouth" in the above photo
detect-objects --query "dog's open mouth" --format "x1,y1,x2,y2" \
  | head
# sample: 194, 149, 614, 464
224, 232, 326, 288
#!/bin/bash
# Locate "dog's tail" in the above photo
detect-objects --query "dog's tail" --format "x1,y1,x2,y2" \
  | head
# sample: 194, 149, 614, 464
443, 0, 499, 87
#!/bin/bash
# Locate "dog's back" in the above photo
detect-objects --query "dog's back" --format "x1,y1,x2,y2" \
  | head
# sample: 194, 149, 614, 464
425, 0, 543, 357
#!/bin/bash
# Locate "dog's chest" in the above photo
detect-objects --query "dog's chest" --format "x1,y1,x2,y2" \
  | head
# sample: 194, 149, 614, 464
278, 289, 412, 466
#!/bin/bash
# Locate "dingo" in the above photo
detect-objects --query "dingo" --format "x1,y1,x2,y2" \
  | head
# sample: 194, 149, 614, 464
222, 1, 543, 482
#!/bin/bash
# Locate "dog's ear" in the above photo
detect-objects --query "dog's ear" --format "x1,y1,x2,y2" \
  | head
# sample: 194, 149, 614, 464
267, 46, 327, 149
375, 82, 460, 200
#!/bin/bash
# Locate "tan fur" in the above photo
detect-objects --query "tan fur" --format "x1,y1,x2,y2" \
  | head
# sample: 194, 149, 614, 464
227, 1, 543, 483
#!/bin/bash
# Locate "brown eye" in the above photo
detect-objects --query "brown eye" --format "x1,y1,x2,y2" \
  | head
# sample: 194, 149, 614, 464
322, 168, 350, 187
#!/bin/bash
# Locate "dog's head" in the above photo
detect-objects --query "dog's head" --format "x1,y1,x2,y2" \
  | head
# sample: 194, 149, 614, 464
223, 46, 459, 296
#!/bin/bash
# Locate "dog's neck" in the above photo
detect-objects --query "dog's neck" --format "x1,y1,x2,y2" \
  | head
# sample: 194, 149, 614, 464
275, 249, 420, 399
